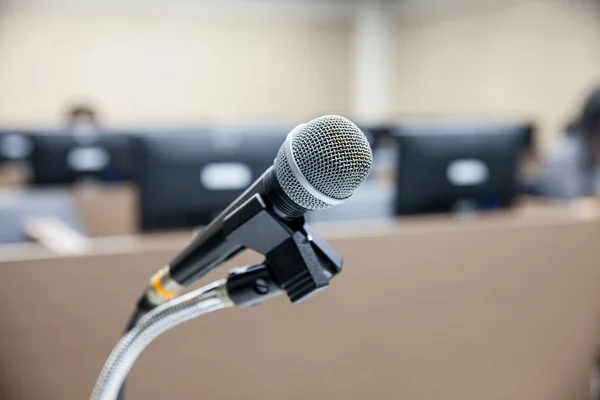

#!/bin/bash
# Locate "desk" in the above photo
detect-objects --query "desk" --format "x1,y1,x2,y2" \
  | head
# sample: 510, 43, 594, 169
0, 204, 599, 399
72, 183, 137, 237
0, 165, 26, 189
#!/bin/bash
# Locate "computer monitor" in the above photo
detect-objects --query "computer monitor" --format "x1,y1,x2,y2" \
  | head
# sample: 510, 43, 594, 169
0, 131, 34, 163
392, 121, 529, 215
358, 123, 394, 150
28, 130, 137, 185
136, 126, 291, 232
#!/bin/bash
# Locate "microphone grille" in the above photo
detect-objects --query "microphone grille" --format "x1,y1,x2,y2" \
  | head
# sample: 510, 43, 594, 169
274, 115, 373, 210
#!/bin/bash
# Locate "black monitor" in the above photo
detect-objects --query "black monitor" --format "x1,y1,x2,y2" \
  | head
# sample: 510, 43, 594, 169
392, 121, 529, 215
358, 123, 394, 150
136, 126, 291, 232
28, 130, 137, 185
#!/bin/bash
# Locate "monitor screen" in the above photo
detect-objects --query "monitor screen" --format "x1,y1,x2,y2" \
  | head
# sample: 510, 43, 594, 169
136, 126, 291, 231
392, 121, 529, 215
28, 130, 137, 185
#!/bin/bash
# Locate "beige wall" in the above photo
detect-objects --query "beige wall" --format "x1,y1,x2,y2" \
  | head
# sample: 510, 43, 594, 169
0, 6, 351, 127
1, 0, 599, 153
392, 0, 600, 153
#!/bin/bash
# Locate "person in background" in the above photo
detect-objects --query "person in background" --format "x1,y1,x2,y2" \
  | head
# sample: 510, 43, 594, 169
66, 104, 99, 126
524, 88, 600, 199
65, 103, 101, 143
564, 119, 579, 136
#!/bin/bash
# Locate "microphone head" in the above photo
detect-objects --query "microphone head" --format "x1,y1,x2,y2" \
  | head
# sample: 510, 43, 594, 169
274, 115, 373, 210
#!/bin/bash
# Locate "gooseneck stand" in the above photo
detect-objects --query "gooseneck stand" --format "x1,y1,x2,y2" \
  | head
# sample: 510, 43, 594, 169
91, 194, 343, 400
91, 280, 234, 400
91, 264, 281, 400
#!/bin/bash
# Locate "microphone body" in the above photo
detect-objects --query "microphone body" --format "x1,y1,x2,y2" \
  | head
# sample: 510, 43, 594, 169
143, 115, 373, 306
168, 166, 302, 286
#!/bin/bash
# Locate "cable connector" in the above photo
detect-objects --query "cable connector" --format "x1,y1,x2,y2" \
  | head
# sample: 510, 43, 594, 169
144, 266, 184, 307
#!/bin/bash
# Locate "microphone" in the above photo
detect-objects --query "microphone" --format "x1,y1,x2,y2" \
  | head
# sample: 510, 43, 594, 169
143, 115, 373, 306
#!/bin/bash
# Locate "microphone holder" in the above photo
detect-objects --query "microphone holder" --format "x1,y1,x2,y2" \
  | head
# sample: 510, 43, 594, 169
91, 194, 343, 400
223, 193, 343, 304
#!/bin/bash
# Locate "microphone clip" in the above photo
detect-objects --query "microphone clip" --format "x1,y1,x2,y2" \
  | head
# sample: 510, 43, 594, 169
223, 194, 342, 304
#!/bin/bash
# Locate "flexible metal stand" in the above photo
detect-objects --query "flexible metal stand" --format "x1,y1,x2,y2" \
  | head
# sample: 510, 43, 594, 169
91, 262, 285, 400
91, 280, 234, 400
91, 195, 344, 400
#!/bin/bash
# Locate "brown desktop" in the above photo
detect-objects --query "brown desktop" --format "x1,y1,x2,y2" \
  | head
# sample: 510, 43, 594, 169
0, 202, 599, 400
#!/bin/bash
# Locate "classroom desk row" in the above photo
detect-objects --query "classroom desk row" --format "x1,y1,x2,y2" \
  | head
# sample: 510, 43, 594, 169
1, 201, 600, 400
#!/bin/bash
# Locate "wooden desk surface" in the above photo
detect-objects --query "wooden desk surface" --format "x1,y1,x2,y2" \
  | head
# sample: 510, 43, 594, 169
0, 203, 599, 399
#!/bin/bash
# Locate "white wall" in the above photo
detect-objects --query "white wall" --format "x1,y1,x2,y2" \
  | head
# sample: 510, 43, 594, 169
350, 1, 393, 124
0, 3, 351, 127
392, 0, 600, 153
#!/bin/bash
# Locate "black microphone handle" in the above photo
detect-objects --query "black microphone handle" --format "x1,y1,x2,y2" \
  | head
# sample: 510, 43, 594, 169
168, 167, 304, 286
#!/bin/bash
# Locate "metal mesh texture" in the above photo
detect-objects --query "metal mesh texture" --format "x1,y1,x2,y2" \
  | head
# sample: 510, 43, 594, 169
274, 115, 373, 210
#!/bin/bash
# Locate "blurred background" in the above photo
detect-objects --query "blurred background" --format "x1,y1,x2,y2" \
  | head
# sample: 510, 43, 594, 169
0, 0, 599, 142
1, 0, 599, 232
1, 0, 600, 399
